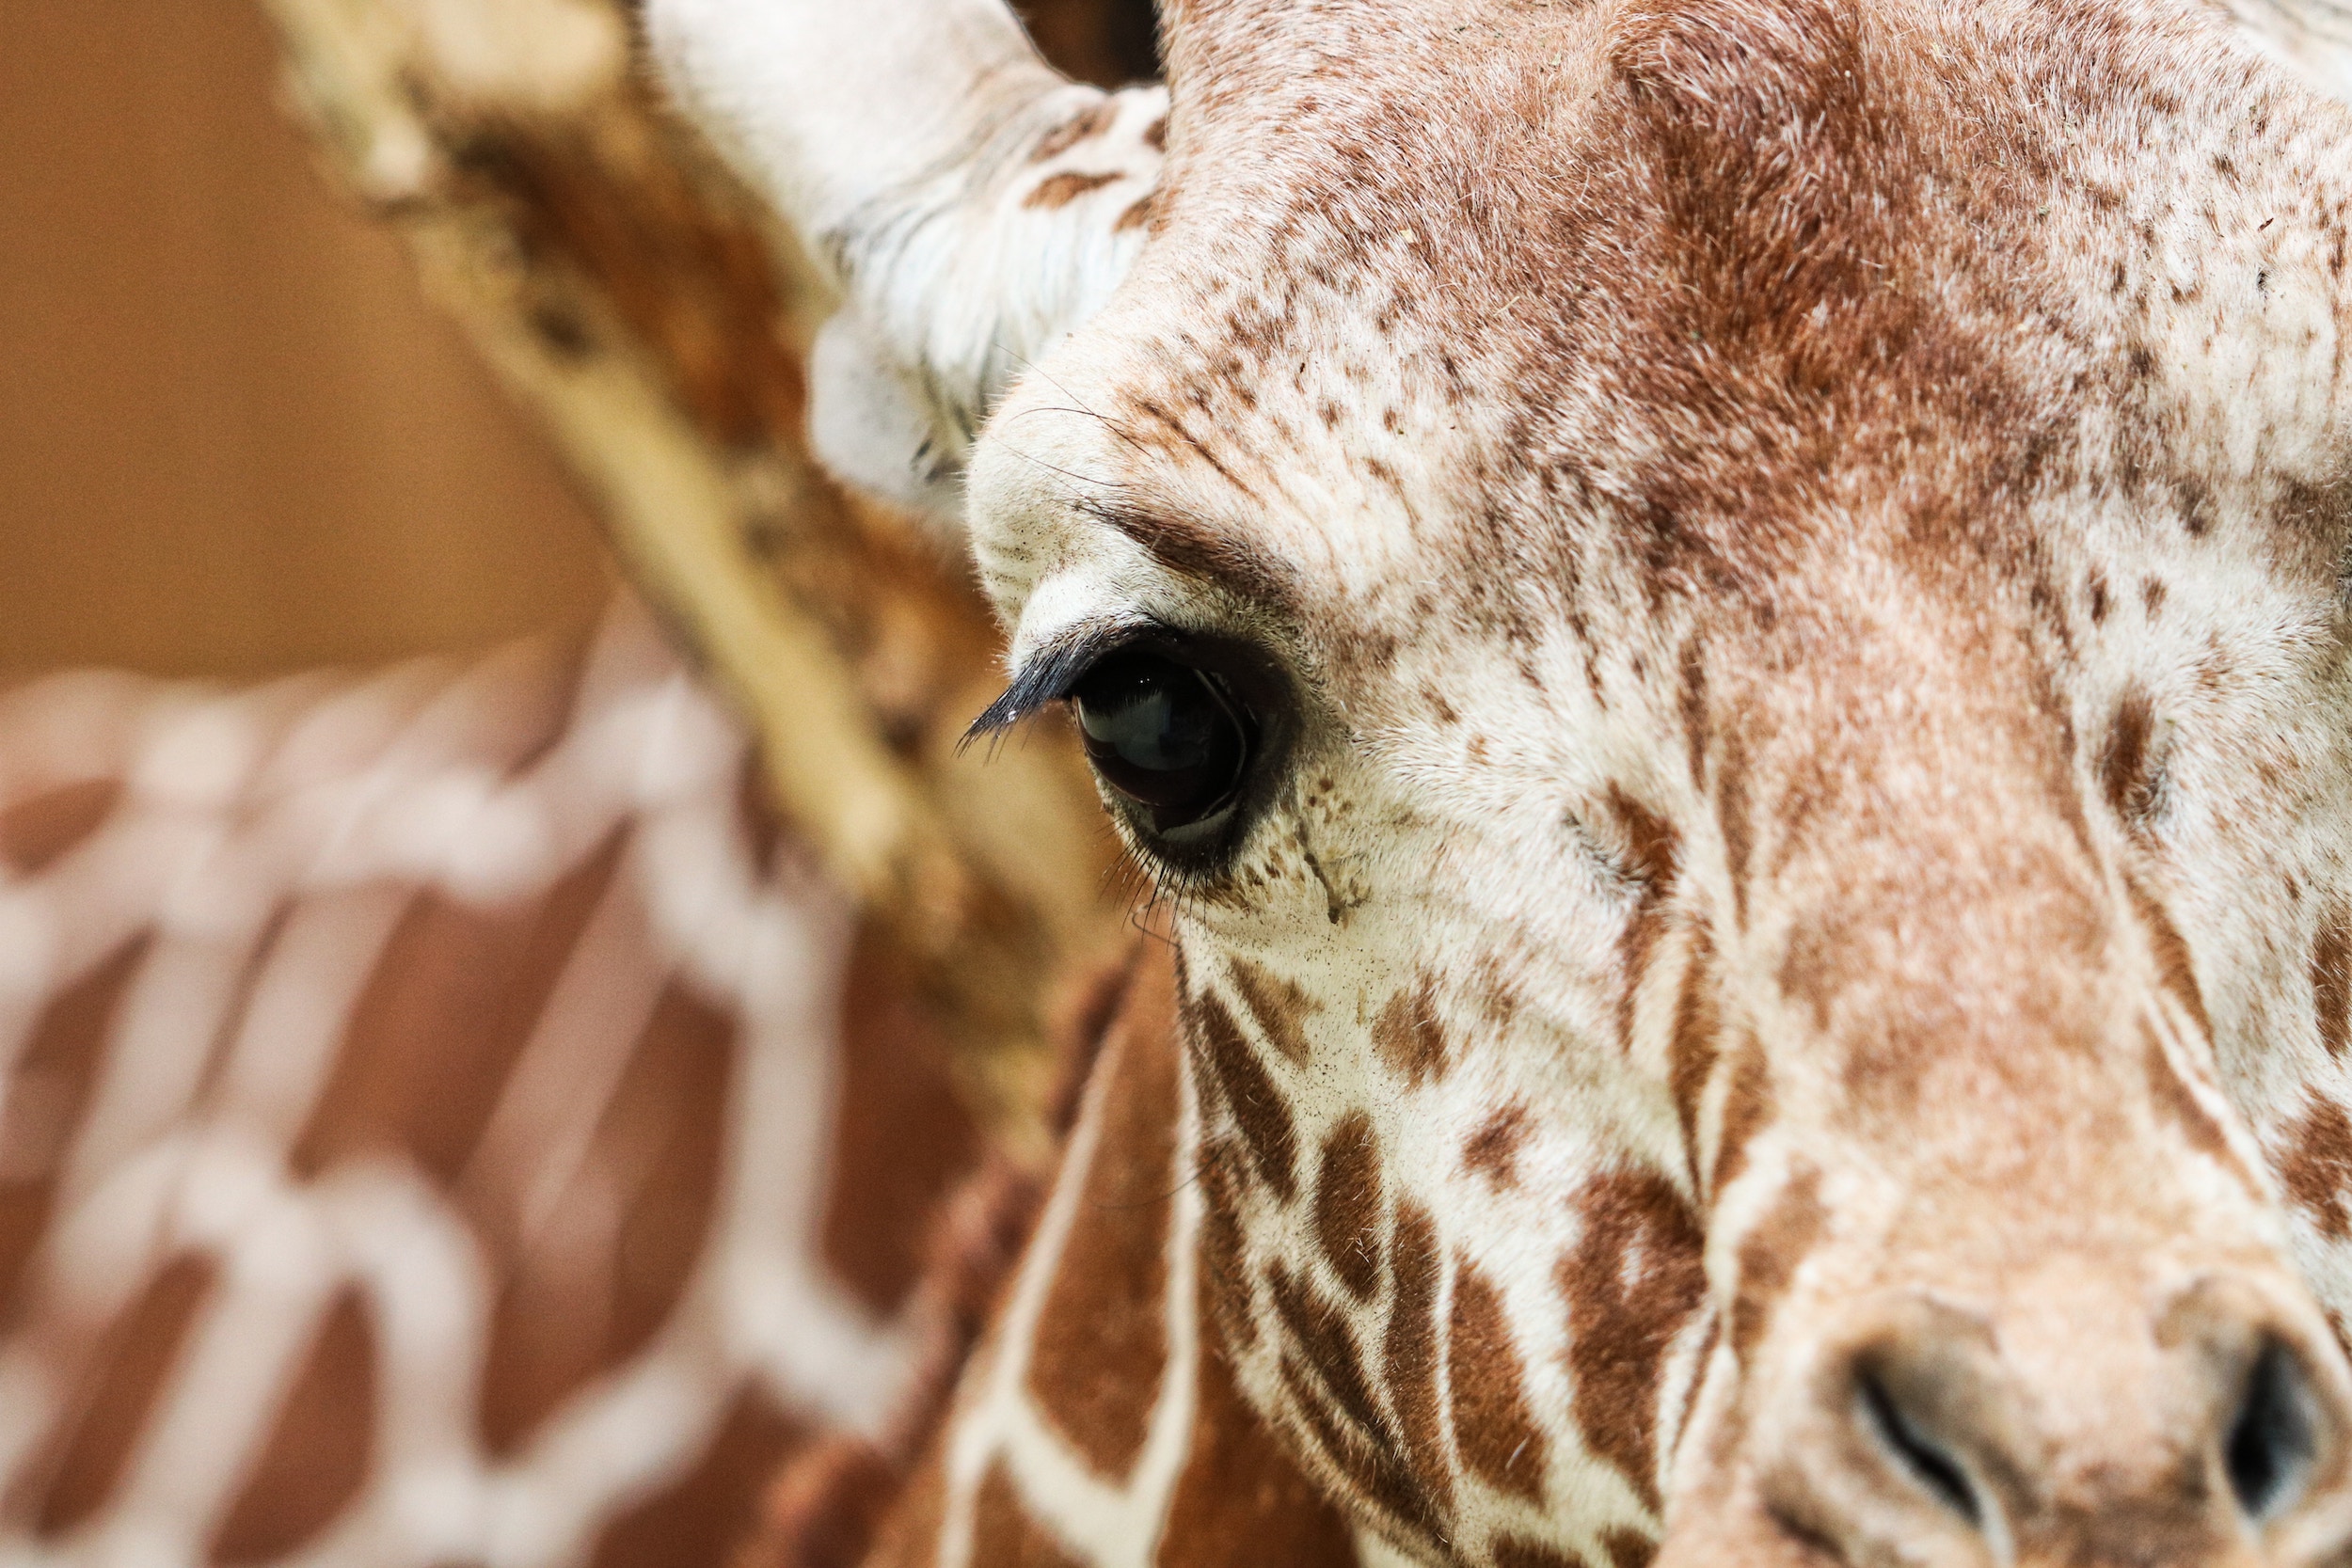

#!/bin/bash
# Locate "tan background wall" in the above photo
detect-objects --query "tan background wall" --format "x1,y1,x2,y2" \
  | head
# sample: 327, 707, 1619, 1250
0, 0, 612, 681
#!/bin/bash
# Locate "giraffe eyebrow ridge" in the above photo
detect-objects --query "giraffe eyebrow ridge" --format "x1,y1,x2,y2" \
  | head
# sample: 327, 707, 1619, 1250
1077, 496, 1304, 618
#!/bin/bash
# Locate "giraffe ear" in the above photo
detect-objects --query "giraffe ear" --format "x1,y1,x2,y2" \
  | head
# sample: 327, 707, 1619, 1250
646, 0, 1167, 533
2222, 1, 2352, 103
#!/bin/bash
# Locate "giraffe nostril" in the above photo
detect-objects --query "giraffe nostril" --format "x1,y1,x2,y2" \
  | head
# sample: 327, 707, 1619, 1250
2225, 1340, 2318, 1523
1857, 1365, 1982, 1527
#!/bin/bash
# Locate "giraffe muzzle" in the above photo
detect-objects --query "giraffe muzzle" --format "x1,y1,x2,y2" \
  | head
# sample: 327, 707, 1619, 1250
1718, 1272, 2352, 1568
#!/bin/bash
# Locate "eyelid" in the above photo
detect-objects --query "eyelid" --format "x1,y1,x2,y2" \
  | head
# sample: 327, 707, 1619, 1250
962, 617, 1155, 746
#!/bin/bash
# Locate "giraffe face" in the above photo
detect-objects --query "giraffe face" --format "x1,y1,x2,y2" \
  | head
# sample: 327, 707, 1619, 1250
963, 0, 2352, 1564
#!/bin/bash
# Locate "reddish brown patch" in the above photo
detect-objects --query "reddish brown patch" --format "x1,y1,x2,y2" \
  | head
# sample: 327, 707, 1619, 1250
1191, 990, 1298, 1202
1607, 787, 1682, 1050
1229, 955, 1316, 1065
1199, 1147, 1257, 1352
1385, 1201, 1452, 1513
1115, 195, 1158, 233
822, 920, 980, 1315
1028, 946, 1180, 1479
294, 833, 625, 1181
1373, 978, 1449, 1085
0, 937, 145, 1305
0, 779, 118, 874
2280, 1099, 2352, 1240
1314, 1110, 1384, 1300
1155, 1288, 1359, 1568
2125, 870, 2210, 1041
2141, 1023, 2235, 1170
1493, 1537, 1593, 1568
480, 981, 733, 1454
1269, 1264, 1389, 1446
2314, 910, 2352, 1059
1449, 1259, 1549, 1503
206, 1291, 374, 1560
972, 1460, 1086, 1568
1709, 1035, 1772, 1198
1602, 1528, 1661, 1568
721, 1428, 882, 1568
859, 1441, 948, 1568
1729, 1166, 1826, 1364
1279, 1351, 1438, 1542
1025, 169, 1122, 209
1031, 99, 1117, 162
1142, 115, 1168, 151
1668, 933, 1721, 1184
1774, 920, 1842, 1033
1464, 1104, 1532, 1189
2099, 689, 2159, 822
1562, 1171, 1708, 1511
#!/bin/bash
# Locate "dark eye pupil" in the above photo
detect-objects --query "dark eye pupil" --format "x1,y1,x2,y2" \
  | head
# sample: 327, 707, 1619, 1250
1071, 651, 1249, 831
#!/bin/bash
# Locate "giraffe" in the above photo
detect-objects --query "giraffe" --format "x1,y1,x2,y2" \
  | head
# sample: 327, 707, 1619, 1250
654, 1, 2352, 1565
0, 599, 987, 1568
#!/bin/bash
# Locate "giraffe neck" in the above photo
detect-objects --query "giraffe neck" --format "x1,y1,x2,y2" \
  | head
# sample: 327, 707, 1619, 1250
866, 937, 1366, 1568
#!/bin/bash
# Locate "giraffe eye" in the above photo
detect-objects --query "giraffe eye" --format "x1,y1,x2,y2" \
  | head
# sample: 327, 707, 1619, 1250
1070, 648, 1253, 832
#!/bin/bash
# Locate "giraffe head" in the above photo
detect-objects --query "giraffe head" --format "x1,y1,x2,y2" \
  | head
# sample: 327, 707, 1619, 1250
656, 0, 2352, 1563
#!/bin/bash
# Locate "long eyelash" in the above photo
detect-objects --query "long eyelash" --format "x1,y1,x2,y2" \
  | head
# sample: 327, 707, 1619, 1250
961, 620, 1152, 747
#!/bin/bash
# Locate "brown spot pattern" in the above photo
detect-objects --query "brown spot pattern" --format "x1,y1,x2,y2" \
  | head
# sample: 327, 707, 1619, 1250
0, 780, 119, 875
1709, 1036, 1773, 1198
824, 923, 980, 1315
1031, 99, 1117, 162
2315, 910, 2352, 1058
1025, 170, 1122, 209
2099, 689, 2158, 822
1464, 1104, 1532, 1189
1730, 1166, 1826, 1364
1385, 1201, 1452, 1513
2281, 1099, 2352, 1239
1154, 1284, 1359, 1568
1373, 978, 1449, 1085
2125, 871, 2211, 1040
1562, 1171, 1708, 1511
1449, 1259, 1549, 1503
2140, 1023, 2234, 1169
1279, 1351, 1438, 1541
1028, 946, 1179, 1480
1228, 955, 1316, 1065
1190, 991, 1298, 1201
480, 982, 734, 1454
1198, 1148, 1256, 1352
1668, 933, 1721, 1182
1493, 1538, 1591, 1568
1607, 787, 1682, 1050
1601, 1528, 1661, 1568
1313, 1110, 1384, 1300
1270, 1264, 1389, 1447
971, 1461, 1086, 1568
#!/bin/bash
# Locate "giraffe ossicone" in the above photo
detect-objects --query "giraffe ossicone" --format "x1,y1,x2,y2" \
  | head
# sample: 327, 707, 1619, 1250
656, 2, 2352, 1564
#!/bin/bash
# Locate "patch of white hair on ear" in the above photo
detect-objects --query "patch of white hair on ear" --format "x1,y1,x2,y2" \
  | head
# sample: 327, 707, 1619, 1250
808, 309, 967, 533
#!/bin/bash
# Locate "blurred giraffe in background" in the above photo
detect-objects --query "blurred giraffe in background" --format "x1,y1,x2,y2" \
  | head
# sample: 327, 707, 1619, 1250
653, 1, 2352, 1565
0, 600, 994, 1568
